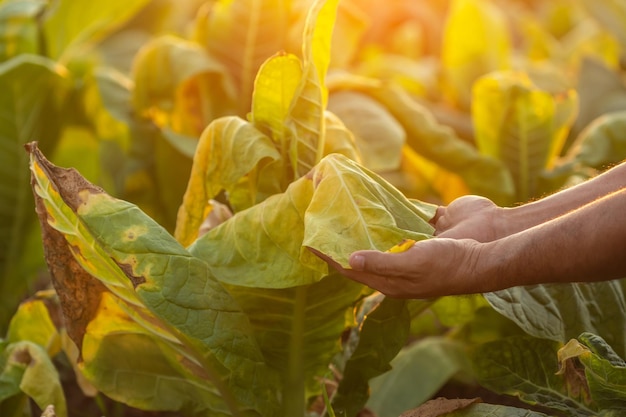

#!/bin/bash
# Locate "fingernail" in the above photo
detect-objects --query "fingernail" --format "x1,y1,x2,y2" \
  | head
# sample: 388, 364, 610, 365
350, 254, 365, 271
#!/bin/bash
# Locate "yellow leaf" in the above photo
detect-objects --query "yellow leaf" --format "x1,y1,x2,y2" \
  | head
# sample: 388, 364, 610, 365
385, 239, 416, 254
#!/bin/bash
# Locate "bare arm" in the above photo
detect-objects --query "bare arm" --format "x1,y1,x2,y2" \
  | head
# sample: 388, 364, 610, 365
436, 161, 626, 242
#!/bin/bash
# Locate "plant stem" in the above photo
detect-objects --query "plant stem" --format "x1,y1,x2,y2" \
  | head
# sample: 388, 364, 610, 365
283, 285, 307, 417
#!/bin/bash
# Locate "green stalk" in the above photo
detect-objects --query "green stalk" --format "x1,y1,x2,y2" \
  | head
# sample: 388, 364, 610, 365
283, 285, 307, 417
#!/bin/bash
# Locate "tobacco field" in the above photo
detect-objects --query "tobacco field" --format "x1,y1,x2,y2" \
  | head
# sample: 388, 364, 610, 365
2, 0, 626, 416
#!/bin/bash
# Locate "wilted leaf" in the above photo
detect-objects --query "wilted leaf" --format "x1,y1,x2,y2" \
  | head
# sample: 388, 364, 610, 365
27, 143, 280, 416
0, 341, 67, 417
6, 291, 60, 355
251, 52, 303, 148
558, 333, 626, 411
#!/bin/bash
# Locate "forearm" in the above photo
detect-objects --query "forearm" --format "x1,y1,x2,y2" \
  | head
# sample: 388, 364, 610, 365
477, 187, 626, 291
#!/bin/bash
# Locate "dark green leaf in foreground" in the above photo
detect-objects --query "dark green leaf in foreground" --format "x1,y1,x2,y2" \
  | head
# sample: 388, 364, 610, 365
332, 297, 411, 417
27, 143, 279, 417
485, 280, 626, 359
472, 336, 596, 417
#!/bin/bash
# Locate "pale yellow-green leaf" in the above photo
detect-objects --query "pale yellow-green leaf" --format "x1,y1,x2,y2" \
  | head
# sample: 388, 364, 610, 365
175, 116, 281, 246
190, 153, 435, 288
251, 52, 303, 147
286, 0, 340, 178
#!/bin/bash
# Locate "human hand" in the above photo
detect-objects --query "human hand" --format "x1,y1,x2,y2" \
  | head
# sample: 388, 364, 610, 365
315, 238, 486, 298
434, 195, 505, 242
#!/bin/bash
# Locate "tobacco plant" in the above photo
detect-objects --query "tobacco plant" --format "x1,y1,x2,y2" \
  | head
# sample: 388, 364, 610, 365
4, 0, 626, 417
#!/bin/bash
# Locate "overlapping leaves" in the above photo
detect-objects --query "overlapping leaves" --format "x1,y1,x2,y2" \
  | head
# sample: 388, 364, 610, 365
27, 143, 280, 417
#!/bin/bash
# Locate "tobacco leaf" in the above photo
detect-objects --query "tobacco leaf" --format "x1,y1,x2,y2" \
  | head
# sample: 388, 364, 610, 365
27, 142, 280, 416
190, 153, 436, 288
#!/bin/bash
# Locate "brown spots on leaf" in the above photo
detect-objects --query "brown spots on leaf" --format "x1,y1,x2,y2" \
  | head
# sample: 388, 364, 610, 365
115, 259, 146, 288
33, 193, 106, 360
27, 142, 107, 360
121, 225, 148, 242
12, 347, 33, 365
26, 142, 104, 211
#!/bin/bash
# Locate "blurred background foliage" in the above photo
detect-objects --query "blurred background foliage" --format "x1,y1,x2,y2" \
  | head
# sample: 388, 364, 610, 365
2, 0, 626, 414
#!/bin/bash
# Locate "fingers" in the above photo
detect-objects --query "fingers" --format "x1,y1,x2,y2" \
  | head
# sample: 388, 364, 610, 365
430, 205, 445, 227
349, 249, 405, 276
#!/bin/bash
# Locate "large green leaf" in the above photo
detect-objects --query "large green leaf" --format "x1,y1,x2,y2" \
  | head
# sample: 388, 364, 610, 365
198, 0, 289, 115
189, 153, 436, 288
41, 0, 152, 62
217, 275, 365, 416
472, 71, 579, 202
472, 336, 596, 416
485, 280, 626, 359
0, 54, 67, 333
28, 143, 280, 416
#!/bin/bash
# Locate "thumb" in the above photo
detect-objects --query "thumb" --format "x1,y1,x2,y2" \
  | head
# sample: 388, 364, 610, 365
349, 250, 401, 276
